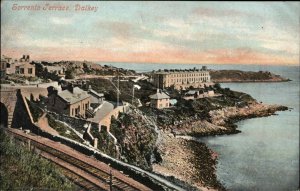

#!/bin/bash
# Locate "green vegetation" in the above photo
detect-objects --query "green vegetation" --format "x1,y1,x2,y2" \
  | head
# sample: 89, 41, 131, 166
26, 99, 43, 122
34, 62, 60, 81
140, 84, 256, 127
0, 129, 76, 191
89, 78, 157, 104
89, 78, 135, 103
90, 127, 116, 157
65, 68, 76, 79
46, 114, 83, 143
110, 113, 158, 170
0, 79, 10, 84
210, 70, 288, 82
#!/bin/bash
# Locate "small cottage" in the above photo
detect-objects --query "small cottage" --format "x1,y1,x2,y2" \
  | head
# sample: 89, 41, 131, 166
149, 89, 170, 109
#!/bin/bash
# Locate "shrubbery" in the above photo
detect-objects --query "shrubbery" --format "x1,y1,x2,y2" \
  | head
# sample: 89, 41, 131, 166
0, 129, 76, 190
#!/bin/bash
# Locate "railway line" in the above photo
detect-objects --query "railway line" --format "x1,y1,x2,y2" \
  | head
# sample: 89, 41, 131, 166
6, 128, 151, 191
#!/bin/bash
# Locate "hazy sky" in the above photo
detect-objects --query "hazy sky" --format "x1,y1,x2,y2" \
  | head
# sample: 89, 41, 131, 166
1, 1, 299, 65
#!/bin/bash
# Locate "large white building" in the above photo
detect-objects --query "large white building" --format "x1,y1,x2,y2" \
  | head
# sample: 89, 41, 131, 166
152, 66, 212, 90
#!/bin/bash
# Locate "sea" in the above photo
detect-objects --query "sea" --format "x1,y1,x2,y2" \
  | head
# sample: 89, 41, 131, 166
99, 62, 300, 191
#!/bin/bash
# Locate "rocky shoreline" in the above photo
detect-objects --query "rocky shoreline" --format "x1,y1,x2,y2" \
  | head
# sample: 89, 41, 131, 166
210, 69, 290, 83
153, 133, 225, 191
153, 102, 288, 190
165, 102, 289, 137
211, 79, 291, 83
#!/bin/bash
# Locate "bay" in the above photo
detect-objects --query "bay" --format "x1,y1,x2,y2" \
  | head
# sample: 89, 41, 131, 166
99, 62, 299, 190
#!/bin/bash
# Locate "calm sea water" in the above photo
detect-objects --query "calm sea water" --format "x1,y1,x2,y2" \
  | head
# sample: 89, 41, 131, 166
100, 62, 299, 191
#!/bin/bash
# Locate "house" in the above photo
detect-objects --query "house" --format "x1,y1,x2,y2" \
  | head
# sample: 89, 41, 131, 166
1, 55, 14, 78
4, 55, 35, 77
15, 62, 36, 77
149, 89, 170, 109
1, 58, 8, 78
47, 86, 91, 118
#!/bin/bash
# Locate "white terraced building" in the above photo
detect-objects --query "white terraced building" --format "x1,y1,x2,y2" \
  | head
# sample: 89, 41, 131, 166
152, 66, 213, 90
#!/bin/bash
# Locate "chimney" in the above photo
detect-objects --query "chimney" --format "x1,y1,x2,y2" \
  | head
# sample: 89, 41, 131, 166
68, 84, 74, 93
47, 86, 58, 96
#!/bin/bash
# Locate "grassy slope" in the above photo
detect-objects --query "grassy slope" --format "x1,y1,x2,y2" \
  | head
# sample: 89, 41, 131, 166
0, 129, 76, 191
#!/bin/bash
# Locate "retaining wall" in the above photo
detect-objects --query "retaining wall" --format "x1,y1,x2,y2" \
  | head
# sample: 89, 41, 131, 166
48, 112, 98, 134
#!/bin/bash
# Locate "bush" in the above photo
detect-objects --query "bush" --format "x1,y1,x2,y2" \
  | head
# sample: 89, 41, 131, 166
0, 129, 76, 190
46, 114, 83, 143
27, 99, 43, 122
65, 68, 76, 79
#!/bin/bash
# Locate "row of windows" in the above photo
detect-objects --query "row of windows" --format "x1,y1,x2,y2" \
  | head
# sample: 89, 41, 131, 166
168, 77, 209, 83
167, 73, 209, 78
15, 67, 33, 74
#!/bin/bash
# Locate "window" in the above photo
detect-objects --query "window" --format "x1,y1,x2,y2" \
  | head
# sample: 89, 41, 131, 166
20, 68, 24, 74
28, 68, 33, 74
6, 63, 10, 68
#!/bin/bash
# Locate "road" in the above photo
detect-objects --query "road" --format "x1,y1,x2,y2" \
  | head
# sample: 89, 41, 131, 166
88, 101, 114, 123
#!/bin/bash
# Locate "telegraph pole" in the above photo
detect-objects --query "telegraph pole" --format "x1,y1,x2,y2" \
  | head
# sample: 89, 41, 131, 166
132, 86, 134, 105
117, 68, 119, 107
109, 170, 113, 191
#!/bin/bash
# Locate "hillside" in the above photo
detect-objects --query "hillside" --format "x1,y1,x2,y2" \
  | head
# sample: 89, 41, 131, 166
210, 70, 290, 83
0, 129, 76, 191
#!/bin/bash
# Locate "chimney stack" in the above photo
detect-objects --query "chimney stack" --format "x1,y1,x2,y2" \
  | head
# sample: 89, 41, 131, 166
68, 84, 74, 93
47, 86, 58, 96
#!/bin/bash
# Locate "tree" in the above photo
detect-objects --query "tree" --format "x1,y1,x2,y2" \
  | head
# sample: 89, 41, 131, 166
214, 83, 221, 90
65, 68, 75, 79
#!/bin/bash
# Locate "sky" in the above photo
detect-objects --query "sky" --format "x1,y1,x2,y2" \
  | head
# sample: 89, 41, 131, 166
1, 1, 299, 65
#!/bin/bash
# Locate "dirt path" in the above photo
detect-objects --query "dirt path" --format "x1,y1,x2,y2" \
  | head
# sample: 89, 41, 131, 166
36, 113, 59, 135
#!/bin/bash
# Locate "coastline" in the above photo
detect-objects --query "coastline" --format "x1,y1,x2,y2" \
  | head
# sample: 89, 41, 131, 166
153, 132, 225, 191
153, 102, 289, 190
212, 79, 291, 83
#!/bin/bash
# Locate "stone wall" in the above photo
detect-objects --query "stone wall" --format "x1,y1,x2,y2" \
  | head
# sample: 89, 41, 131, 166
99, 103, 130, 131
0, 89, 18, 127
48, 111, 98, 134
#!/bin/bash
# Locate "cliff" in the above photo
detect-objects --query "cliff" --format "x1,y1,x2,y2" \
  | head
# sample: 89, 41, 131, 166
110, 110, 160, 171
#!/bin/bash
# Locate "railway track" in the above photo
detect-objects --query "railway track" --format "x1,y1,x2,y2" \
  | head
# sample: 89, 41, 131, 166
7, 129, 151, 191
